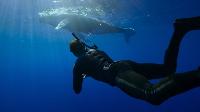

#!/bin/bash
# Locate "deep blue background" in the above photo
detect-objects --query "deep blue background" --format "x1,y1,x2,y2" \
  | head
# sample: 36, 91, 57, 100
0, 0, 200, 112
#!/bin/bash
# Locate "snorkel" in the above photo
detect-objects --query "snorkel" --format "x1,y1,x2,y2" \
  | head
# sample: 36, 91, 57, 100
70, 33, 98, 57
72, 33, 98, 49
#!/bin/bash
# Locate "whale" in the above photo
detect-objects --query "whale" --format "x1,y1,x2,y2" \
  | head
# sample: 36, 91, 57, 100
39, 13, 135, 42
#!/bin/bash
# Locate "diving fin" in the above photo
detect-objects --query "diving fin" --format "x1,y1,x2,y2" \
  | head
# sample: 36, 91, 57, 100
175, 16, 200, 31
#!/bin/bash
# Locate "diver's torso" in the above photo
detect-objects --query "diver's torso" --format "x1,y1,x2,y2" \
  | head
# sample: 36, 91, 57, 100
75, 48, 145, 86
76, 49, 117, 85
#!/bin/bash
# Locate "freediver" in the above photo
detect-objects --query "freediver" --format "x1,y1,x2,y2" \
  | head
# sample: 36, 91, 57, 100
69, 16, 200, 105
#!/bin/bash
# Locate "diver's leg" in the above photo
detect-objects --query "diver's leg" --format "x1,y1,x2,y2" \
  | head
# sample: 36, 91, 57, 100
163, 23, 188, 73
115, 69, 200, 105
115, 70, 153, 102
123, 17, 200, 79
164, 16, 200, 73
119, 25, 190, 79
129, 26, 188, 78
120, 60, 171, 79
150, 70, 200, 105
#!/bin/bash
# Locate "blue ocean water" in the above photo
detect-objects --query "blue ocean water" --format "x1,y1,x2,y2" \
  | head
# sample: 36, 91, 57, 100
0, 0, 200, 112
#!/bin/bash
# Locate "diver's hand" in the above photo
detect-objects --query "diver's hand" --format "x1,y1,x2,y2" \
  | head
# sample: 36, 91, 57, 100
73, 58, 86, 94
73, 72, 83, 94
92, 45, 98, 49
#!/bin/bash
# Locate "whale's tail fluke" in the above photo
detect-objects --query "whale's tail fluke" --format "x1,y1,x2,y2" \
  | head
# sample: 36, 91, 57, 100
123, 28, 135, 43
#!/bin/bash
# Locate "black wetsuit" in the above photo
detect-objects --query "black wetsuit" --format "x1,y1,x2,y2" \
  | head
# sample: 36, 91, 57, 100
73, 49, 116, 92
72, 17, 200, 105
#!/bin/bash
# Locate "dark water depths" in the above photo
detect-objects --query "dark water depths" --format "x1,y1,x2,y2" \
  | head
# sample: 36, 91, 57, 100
0, 0, 200, 112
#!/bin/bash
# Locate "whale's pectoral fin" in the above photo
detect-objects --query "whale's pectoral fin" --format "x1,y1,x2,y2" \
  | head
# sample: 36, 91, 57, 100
55, 19, 69, 30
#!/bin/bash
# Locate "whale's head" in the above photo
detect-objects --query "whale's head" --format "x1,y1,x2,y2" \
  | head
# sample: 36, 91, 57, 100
38, 9, 70, 28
